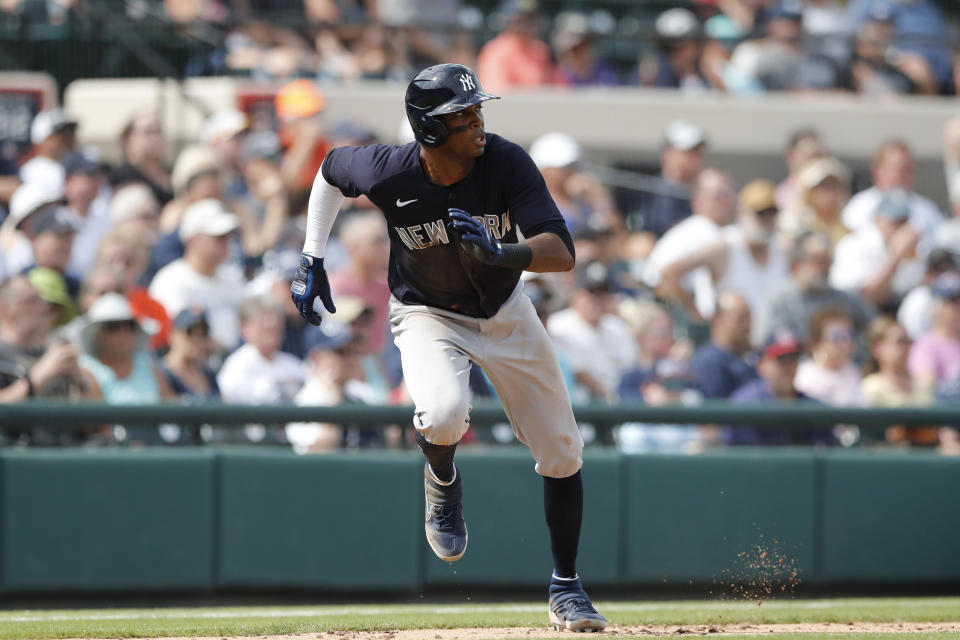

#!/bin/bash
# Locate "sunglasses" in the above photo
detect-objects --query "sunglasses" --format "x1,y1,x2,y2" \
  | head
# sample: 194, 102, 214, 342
102, 320, 137, 332
824, 327, 855, 343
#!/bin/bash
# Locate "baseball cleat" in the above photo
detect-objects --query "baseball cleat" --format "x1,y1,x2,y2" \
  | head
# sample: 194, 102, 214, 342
423, 463, 468, 562
548, 577, 607, 633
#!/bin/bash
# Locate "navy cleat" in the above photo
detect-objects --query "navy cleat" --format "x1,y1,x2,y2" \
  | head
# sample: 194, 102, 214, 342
423, 463, 468, 562
548, 576, 607, 632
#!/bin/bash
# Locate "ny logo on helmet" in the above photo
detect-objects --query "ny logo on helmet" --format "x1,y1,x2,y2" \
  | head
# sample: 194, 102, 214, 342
459, 73, 476, 91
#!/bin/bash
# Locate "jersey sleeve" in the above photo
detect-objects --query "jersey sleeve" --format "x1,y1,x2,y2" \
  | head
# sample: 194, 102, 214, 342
498, 140, 566, 234
320, 144, 395, 198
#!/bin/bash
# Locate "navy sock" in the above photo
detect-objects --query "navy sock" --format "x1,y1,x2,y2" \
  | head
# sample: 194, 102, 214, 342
543, 470, 583, 581
549, 574, 582, 597
416, 432, 457, 482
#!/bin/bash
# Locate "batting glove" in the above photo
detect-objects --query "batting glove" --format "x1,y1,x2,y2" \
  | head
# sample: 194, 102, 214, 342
291, 254, 336, 326
448, 208, 503, 265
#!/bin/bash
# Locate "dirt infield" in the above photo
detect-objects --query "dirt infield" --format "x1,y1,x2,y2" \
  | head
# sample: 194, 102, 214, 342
68, 621, 960, 639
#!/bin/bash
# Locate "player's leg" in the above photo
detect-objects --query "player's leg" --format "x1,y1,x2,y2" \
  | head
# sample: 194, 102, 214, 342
478, 288, 606, 631
390, 301, 476, 562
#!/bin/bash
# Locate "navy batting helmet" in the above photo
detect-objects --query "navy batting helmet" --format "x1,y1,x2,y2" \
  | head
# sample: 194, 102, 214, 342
405, 64, 499, 148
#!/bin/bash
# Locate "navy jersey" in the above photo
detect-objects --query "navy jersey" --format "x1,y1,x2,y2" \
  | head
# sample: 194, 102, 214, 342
322, 133, 572, 318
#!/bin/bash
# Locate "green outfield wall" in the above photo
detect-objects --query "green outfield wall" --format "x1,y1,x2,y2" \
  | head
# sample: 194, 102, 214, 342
0, 447, 958, 594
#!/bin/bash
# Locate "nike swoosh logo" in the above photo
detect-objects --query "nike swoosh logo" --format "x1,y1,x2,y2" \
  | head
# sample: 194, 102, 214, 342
396, 198, 418, 207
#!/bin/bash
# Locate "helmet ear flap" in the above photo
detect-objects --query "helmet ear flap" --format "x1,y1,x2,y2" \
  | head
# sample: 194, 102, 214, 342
415, 113, 448, 148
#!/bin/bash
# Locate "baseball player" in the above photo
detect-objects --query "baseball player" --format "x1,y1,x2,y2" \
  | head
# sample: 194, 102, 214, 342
291, 63, 606, 632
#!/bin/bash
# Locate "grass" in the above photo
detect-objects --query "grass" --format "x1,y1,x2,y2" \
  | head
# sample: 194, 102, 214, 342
0, 597, 957, 639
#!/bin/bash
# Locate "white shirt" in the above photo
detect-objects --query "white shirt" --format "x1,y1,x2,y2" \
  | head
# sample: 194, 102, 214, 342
841, 187, 945, 241
19, 156, 64, 195
217, 344, 305, 405
148, 258, 246, 349
829, 224, 925, 300
897, 285, 933, 340
546, 308, 636, 400
66, 197, 114, 280
716, 226, 790, 338
795, 359, 864, 407
643, 215, 724, 319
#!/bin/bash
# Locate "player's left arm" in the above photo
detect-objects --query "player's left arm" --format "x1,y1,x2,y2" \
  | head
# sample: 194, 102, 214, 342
525, 230, 574, 273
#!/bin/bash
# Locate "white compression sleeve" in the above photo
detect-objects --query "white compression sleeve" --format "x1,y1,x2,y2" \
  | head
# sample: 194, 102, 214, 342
302, 164, 345, 258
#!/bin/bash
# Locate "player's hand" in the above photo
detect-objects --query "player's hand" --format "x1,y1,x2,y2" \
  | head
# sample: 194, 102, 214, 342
447, 208, 503, 265
291, 254, 336, 326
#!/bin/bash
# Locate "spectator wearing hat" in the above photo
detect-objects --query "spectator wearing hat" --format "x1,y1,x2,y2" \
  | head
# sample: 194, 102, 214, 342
831, 188, 926, 311
55, 262, 126, 351
529, 132, 620, 239
18, 204, 82, 301
63, 151, 113, 280
644, 168, 736, 321
775, 129, 825, 212
161, 308, 220, 400
842, 139, 944, 242
795, 307, 865, 407
897, 248, 958, 339
699, 12, 750, 92
908, 271, 960, 400
779, 156, 851, 248
628, 120, 706, 240
551, 12, 620, 87
660, 179, 790, 333
149, 199, 246, 351
25, 266, 78, 327
849, 14, 937, 96
476, 0, 554, 94
641, 7, 707, 91
78, 293, 173, 405
1, 181, 65, 278
726, 1, 813, 92
109, 112, 172, 206
275, 79, 329, 199
19, 108, 78, 195
547, 261, 636, 402
726, 330, 833, 446
755, 231, 875, 346
689, 291, 758, 399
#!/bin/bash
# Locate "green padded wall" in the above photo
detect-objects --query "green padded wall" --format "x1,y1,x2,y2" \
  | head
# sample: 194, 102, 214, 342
821, 451, 960, 582
1, 449, 215, 590
216, 449, 422, 589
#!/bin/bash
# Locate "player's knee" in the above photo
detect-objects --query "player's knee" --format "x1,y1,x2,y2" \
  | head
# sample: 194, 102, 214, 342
415, 398, 471, 445
535, 431, 584, 478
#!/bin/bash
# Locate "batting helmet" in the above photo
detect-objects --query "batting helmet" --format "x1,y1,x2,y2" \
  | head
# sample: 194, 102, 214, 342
405, 64, 500, 148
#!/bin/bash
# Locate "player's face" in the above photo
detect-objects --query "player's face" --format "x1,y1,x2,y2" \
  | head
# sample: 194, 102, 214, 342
440, 104, 486, 157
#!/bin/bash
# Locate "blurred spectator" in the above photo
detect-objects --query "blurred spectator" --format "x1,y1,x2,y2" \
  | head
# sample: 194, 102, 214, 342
715, 0, 769, 32
161, 308, 220, 400
328, 210, 391, 354
275, 79, 329, 199
779, 157, 851, 247
907, 271, 960, 400
201, 110, 250, 201
617, 300, 682, 400
19, 205, 82, 301
690, 291, 758, 399
56, 263, 126, 351
644, 168, 736, 321
831, 188, 926, 311
803, 0, 850, 65
897, 248, 958, 339
726, 331, 834, 446
1, 181, 64, 278
640, 8, 707, 91
551, 12, 620, 87
547, 261, 635, 403
109, 183, 162, 242
217, 295, 305, 406
62, 152, 112, 280
659, 179, 789, 331
756, 231, 875, 345
236, 131, 291, 255
727, 3, 807, 92
149, 199, 245, 351
96, 230, 172, 351
476, 0, 553, 94
849, 14, 937, 95
842, 139, 944, 242
109, 112, 172, 206
795, 307, 865, 406
20, 108, 77, 194
775, 129, 825, 212
860, 315, 937, 446
529, 133, 619, 238
79, 293, 173, 405
699, 12, 750, 92
847, 0, 954, 94
628, 120, 706, 239
160, 145, 224, 234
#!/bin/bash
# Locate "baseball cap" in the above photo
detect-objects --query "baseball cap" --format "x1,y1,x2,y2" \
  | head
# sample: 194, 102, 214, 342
200, 110, 249, 143
738, 179, 778, 215
30, 108, 78, 145
663, 120, 706, 151
173, 307, 209, 331
704, 14, 744, 43
551, 12, 591, 53
8, 181, 65, 229
26, 266, 76, 323
655, 7, 699, 40
767, 0, 803, 22
575, 260, 615, 293
762, 329, 803, 360
178, 199, 239, 241
63, 152, 102, 177
275, 79, 326, 122
29, 207, 80, 235
171, 145, 220, 196
529, 132, 581, 170
876, 189, 911, 223
797, 157, 850, 191
931, 271, 960, 301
